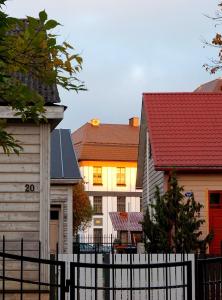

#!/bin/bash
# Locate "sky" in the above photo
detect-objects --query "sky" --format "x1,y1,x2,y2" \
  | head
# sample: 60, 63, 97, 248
5, 0, 220, 131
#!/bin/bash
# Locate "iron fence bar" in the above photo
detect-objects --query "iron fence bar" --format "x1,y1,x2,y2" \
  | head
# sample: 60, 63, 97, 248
60, 262, 66, 300
130, 254, 133, 300
2, 235, 5, 300
0, 251, 65, 266
20, 238, 23, 300
38, 241, 41, 300
165, 253, 168, 300
70, 262, 75, 300
187, 261, 192, 300
56, 243, 59, 300
95, 251, 98, 300
147, 252, 151, 300
112, 253, 115, 300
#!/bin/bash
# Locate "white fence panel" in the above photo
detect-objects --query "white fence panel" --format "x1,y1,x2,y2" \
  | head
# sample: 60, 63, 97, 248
59, 253, 195, 300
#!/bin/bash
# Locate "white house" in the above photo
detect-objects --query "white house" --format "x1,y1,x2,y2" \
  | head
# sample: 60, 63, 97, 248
72, 117, 142, 242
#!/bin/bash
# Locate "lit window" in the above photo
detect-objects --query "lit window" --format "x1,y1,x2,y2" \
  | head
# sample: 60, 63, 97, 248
93, 196, 103, 214
116, 167, 126, 186
117, 196, 126, 212
93, 166, 102, 185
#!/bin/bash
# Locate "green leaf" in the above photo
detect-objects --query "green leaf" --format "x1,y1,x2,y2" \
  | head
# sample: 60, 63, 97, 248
45, 19, 60, 30
39, 10, 47, 22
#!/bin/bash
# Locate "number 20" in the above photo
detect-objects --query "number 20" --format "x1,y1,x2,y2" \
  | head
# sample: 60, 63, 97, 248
25, 184, 35, 192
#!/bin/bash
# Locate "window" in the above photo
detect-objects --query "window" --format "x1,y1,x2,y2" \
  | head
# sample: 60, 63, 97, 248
50, 210, 59, 220
116, 167, 126, 186
117, 196, 126, 212
209, 191, 222, 208
93, 196, 103, 214
93, 167, 102, 185
94, 228, 103, 244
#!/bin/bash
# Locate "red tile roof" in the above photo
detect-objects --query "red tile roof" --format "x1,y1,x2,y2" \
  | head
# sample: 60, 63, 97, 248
143, 93, 222, 170
109, 212, 143, 231
72, 122, 139, 161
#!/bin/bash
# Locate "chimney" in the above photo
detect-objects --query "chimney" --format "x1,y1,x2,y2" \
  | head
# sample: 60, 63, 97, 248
129, 117, 139, 127
90, 118, 100, 126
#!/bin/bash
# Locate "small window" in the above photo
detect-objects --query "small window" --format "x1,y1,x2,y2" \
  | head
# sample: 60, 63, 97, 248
209, 192, 222, 207
117, 167, 126, 186
50, 210, 59, 220
117, 196, 126, 212
94, 228, 103, 244
93, 196, 103, 214
93, 167, 102, 185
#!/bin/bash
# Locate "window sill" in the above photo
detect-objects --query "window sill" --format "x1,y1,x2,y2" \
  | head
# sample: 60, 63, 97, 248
117, 184, 126, 187
93, 183, 103, 186
93, 213, 103, 216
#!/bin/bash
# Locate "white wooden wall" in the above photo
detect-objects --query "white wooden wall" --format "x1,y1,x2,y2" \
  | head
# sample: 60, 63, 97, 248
0, 123, 50, 259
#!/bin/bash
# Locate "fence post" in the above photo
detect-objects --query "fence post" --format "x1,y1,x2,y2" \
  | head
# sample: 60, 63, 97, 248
187, 261, 192, 300
38, 241, 41, 300
103, 253, 110, 300
3, 235, 5, 300
95, 251, 98, 300
130, 254, 133, 300
20, 238, 23, 300
70, 262, 75, 300
60, 262, 66, 300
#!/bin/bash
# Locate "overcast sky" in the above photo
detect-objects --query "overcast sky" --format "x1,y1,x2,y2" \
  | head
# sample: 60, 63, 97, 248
5, 0, 220, 131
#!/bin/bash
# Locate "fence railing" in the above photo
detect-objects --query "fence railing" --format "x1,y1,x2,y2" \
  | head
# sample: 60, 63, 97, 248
196, 256, 222, 300
0, 237, 66, 300
60, 253, 195, 300
3, 237, 222, 300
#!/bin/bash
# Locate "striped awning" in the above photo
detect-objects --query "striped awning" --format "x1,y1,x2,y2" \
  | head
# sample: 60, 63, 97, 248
109, 212, 143, 232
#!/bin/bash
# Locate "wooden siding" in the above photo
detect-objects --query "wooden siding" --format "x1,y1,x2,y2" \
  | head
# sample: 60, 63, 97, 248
148, 157, 164, 203
176, 173, 222, 238
142, 136, 148, 211
50, 185, 73, 254
0, 124, 41, 255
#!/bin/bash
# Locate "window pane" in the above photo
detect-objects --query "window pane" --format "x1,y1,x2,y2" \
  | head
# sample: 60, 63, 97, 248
50, 210, 59, 220
93, 196, 103, 214
93, 167, 102, 185
94, 228, 103, 243
117, 167, 126, 185
117, 196, 126, 212
210, 193, 221, 206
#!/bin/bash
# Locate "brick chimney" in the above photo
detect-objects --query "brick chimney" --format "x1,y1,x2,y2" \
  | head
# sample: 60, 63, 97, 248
129, 117, 139, 127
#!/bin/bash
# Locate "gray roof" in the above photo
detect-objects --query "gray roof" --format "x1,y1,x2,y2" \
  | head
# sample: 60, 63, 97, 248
51, 129, 81, 182
3, 19, 60, 104
14, 73, 60, 104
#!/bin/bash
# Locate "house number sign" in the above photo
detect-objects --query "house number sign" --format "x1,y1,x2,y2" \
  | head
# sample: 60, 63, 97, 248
25, 184, 39, 192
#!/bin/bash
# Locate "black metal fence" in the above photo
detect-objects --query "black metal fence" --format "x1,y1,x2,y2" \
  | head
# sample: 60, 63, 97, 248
196, 256, 222, 300
0, 236, 66, 300
69, 253, 193, 300
73, 234, 137, 254
3, 237, 222, 299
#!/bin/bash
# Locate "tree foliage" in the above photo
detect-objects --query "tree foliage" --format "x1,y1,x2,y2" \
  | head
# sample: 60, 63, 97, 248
141, 172, 212, 253
204, 1, 222, 74
73, 181, 92, 234
0, 0, 85, 153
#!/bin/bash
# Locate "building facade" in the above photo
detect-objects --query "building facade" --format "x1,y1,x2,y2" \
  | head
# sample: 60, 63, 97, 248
72, 117, 142, 241
137, 90, 222, 254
